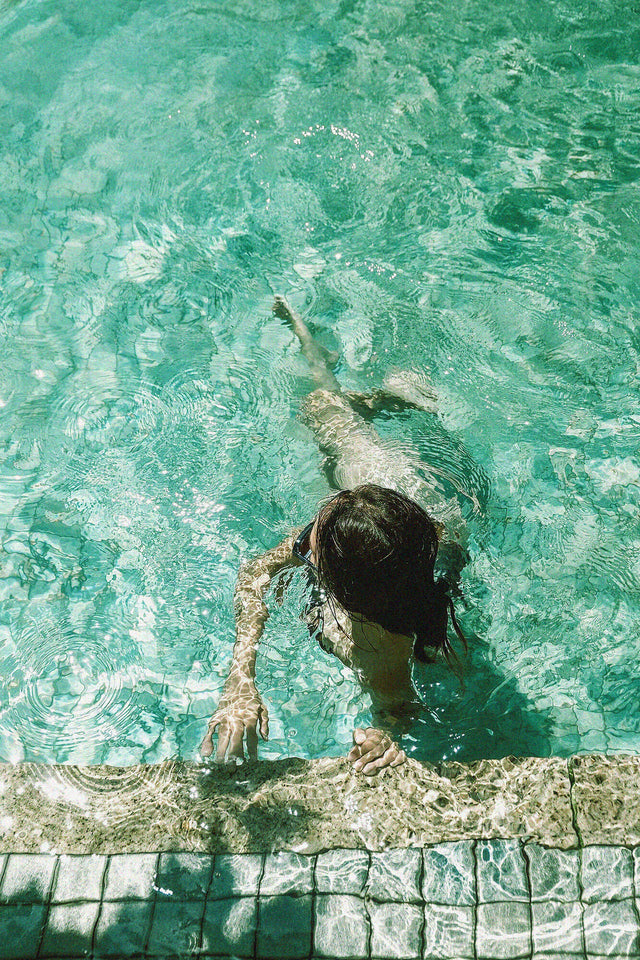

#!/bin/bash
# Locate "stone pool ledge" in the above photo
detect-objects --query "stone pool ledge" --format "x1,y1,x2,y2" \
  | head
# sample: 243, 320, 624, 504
0, 753, 638, 854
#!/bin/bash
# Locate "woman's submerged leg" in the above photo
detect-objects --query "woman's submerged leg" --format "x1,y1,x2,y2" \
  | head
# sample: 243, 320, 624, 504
273, 297, 476, 537
272, 296, 342, 392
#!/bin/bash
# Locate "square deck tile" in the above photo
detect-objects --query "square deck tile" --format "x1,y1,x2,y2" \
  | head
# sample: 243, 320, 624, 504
39, 901, 100, 958
257, 893, 313, 958
633, 848, 640, 896
103, 853, 158, 901
208, 853, 263, 899
530, 955, 588, 960
93, 899, 154, 957
0, 854, 57, 903
476, 901, 531, 959
314, 894, 369, 959
52, 854, 107, 903
583, 899, 640, 956
315, 849, 368, 895
422, 843, 475, 906
0, 903, 47, 959
368, 849, 422, 903
423, 903, 474, 960
526, 844, 581, 902
476, 840, 529, 903
146, 899, 204, 956
202, 896, 257, 957
155, 852, 213, 900
581, 847, 634, 903
260, 852, 314, 896
531, 900, 584, 955
368, 900, 422, 959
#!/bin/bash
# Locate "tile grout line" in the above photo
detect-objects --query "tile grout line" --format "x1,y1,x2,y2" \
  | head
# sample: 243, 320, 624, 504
567, 758, 588, 959
417, 847, 426, 960
141, 852, 161, 957
629, 846, 640, 954
253, 852, 267, 960
471, 839, 479, 960
520, 840, 534, 960
365, 848, 372, 960
308, 853, 317, 960
197, 852, 216, 957
89, 853, 110, 959
35, 853, 59, 959
92, 854, 118, 960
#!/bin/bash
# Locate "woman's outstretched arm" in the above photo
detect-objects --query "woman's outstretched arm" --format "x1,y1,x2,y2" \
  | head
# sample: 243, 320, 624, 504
200, 533, 299, 762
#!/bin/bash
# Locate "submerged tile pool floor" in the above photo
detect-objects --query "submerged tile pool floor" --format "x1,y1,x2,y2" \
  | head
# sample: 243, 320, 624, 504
1, 754, 640, 959
2, 843, 640, 958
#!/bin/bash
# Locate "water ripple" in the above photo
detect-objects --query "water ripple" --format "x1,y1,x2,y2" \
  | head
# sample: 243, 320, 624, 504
0, 615, 142, 763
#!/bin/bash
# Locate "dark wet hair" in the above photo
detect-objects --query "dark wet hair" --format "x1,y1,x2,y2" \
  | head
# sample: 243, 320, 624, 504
314, 484, 465, 663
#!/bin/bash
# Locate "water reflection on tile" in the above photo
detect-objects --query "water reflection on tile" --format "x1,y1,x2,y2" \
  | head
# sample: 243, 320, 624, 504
423, 902, 475, 959
368, 848, 422, 902
527, 843, 581, 902
209, 853, 263, 899
260, 851, 314, 896
314, 894, 369, 959
531, 899, 584, 955
315, 849, 369, 895
422, 842, 475, 906
476, 901, 531, 959
2, 841, 640, 959
583, 899, 640, 957
581, 846, 634, 903
476, 839, 529, 903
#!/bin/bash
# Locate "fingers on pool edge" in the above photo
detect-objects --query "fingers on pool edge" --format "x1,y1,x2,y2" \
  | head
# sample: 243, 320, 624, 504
259, 711, 269, 740
246, 726, 259, 761
215, 726, 231, 762
362, 746, 400, 775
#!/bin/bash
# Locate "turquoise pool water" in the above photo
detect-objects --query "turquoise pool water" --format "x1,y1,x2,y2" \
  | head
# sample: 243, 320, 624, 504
0, 0, 639, 765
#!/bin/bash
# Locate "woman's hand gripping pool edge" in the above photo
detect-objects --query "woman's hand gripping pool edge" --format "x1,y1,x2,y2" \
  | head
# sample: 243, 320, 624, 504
348, 726, 407, 775
200, 673, 269, 762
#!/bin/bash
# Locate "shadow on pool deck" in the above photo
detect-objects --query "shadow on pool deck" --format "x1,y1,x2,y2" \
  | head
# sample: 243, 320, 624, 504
0, 852, 324, 958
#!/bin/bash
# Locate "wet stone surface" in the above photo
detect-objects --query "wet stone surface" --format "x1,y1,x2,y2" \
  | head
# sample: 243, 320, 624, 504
0, 757, 577, 854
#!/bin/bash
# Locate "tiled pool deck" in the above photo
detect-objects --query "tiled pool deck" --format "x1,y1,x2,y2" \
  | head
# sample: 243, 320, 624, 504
2, 843, 640, 958
1, 754, 640, 959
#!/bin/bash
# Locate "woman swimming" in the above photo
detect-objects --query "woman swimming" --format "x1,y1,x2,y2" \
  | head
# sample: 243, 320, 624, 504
200, 297, 472, 775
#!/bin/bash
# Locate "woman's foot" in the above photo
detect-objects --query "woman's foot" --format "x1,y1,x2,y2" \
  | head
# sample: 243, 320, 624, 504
272, 295, 297, 324
272, 296, 341, 392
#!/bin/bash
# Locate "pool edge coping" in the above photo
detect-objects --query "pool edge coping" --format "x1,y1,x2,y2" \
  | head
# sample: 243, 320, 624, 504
0, 753, 638, 854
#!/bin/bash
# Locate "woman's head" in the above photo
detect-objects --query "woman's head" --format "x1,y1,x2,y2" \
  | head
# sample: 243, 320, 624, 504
312, 484, 461, 661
